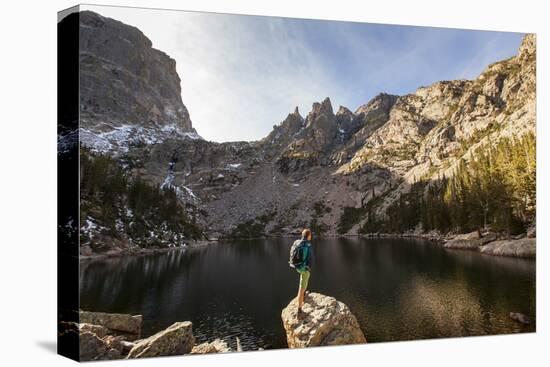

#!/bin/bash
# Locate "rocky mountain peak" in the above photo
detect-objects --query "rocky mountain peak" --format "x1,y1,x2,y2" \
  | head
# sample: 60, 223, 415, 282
307, 97, 335, 124
303, 97, 338, 149
519, 33, 536, 58
355, 93, 398, 116
262, 106, 305, 149
335, 106, 356, 132
336, 105, 354, 117
77, 11, 199, 153
282, 108, 304, 131
309, 97, 334, 118
321, 96, 333, 109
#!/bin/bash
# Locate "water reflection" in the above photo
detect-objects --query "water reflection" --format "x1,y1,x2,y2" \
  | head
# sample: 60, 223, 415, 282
80, 237, 535, 349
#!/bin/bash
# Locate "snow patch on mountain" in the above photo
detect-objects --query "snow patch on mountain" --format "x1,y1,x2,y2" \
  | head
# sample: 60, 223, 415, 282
57, 129, 79, 154
182, 186, 198, 199
79, 124, 203, 154
160, 161, 201, 205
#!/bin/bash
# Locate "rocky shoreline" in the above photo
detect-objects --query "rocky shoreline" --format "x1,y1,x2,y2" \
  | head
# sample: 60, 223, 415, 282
65, 293, 365, 361
80, 227, 536, 261
62, 311, 232, 361
69, 292, 532, 361
444, 233, 536, 258
361, 228, 536, 259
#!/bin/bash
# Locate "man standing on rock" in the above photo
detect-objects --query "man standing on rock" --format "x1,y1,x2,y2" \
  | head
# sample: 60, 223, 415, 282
289, 228, 313, 315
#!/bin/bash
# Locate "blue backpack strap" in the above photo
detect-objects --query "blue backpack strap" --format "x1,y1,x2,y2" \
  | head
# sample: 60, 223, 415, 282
301, 242, 311, 269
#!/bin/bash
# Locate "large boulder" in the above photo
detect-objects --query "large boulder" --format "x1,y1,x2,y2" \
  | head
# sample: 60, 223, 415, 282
281, 292, 366, 348
79, 329, 124, 361
444, 232, 497, 249
80, 310, 142, 340
127, 321, 195, 359
480, 238, 536, 258
76, 316, 200, 360
527, 225, 536, 238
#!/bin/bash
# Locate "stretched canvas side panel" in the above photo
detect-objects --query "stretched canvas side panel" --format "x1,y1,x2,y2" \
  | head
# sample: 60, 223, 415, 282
57, 5, 81, 362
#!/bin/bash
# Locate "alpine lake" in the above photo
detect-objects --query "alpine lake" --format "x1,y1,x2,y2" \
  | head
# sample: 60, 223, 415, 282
80, 237, 535, 350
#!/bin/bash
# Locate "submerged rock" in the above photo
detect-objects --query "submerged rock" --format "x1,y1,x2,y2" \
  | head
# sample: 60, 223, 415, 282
127, 321, 195, 359
510, 312, 531, 325
281, 292, 366, 348
191, 338, 232, 354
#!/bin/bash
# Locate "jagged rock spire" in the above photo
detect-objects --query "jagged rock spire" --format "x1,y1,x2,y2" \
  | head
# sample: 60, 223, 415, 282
519, 33, 535, 58
336, 105, 354, 117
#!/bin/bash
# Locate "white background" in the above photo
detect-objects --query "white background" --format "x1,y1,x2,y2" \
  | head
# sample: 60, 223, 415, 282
0, 0, 548, 365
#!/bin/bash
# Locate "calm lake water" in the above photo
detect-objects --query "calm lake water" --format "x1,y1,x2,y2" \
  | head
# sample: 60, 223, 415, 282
79, 237, 536, 350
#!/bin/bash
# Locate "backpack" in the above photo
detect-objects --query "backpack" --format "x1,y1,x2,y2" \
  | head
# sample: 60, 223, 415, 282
289, 239, 307, 269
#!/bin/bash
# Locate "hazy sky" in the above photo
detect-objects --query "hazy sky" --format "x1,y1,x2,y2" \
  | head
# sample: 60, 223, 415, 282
83, 5, 524, 142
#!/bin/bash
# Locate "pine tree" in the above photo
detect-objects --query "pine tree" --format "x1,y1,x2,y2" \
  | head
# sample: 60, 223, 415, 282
372, 133, 535, 235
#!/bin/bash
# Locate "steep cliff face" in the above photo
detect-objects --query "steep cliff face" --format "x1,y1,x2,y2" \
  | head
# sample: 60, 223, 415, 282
328, 34, 536, 223
331, 93, 398, 165
78, 11, 199, 153
346, 35, 535, 179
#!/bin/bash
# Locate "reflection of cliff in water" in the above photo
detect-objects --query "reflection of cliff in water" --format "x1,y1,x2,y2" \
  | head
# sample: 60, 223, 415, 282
80, 248, 204, 310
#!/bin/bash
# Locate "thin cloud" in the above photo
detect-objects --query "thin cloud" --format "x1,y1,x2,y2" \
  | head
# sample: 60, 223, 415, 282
171, 13, 342, 141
